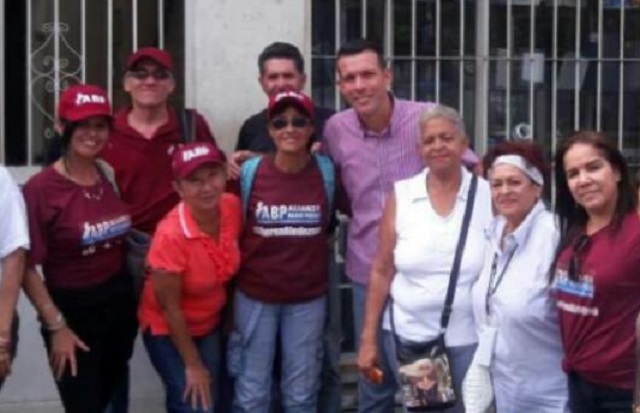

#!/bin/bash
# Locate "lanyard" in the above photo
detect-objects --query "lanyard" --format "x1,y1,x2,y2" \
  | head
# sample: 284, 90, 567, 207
484, 247, 517, 317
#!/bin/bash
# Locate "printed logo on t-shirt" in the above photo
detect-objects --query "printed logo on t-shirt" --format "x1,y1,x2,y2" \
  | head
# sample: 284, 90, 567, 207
252, 201, 322, 237
81, 215, 131, 246
553, 268, 598, 317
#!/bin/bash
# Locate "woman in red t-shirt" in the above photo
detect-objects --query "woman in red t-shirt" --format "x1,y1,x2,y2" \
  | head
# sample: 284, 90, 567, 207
139, 142, 241, 413
552, 130, 640, 412
22, 84, 137, 413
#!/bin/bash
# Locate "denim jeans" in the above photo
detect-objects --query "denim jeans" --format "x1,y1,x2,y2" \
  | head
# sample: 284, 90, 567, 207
229, 290, 326, 413
352, 282, 398, 413
568, 372, 633, 413
144, 329, 221, 413
381, 330, 477, 413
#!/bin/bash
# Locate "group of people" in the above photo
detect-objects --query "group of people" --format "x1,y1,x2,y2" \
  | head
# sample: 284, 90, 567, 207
0, 36, 639, 413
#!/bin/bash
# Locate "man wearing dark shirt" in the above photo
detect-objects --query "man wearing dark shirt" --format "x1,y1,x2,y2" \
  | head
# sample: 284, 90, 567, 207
228, 42, 341, 413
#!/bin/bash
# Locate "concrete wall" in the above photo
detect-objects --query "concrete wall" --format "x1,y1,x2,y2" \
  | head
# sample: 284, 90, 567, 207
0, 1, 311, 409
184, 0, 312, 153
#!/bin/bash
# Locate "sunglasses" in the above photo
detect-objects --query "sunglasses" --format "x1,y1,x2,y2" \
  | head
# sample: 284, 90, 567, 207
129, 69, 172, 80
568, 234, 590, 281
270, 116, 311, 130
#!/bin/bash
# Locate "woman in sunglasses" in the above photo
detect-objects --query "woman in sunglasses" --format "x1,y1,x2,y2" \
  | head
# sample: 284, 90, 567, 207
229, 90, 337, 413
469, 140, 568, 412
553, 130, 640, 413
22, 84, 137, 413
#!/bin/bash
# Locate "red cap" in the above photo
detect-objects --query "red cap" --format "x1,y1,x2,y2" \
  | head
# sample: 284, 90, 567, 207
172, 143, 226, 179
126, 47, 173, 70
267, 90, 315, 120
58, 84, 111, 122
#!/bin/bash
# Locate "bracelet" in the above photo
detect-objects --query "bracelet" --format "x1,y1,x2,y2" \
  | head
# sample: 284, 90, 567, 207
46, 313, 67, 332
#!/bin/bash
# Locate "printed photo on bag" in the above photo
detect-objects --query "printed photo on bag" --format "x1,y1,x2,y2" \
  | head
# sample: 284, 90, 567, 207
399, 356, 455, 408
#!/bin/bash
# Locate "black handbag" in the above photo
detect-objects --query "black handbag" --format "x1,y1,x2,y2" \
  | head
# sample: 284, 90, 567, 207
390, 174, 478, 412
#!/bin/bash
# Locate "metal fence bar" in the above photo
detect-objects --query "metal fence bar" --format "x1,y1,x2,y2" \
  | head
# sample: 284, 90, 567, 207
81, 0, 86, 82
475, 0, 490, 154
385, 0, 392, 66
26, 0, 32, 165
458, 0, 464, 117
435, 0, 441, 103
0, 0, 4, 161
573, 0, 581, 130
107, 0, 113, 100
410, 0, 416, 101
528, 0, 536, 138
506, 0, 513, 140
158, 0, 165, 48
551, 0, 559, 205
361, 0, 367, 38
617, 3, 625, 149
334, 0, 341, 110
596, 0, 603, 131
132, 0, 138, 51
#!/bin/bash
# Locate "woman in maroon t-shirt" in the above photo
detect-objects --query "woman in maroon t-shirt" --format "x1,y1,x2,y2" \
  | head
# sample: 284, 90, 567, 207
228, 90, 333, 412
22, 84, 137, 413
553, 130, 640, 412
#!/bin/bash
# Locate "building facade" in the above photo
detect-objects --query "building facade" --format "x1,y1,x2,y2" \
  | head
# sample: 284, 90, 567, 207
1, 0, 639, 409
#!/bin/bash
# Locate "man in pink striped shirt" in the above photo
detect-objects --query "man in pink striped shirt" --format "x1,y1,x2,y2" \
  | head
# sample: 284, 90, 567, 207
322, 39, 479, 413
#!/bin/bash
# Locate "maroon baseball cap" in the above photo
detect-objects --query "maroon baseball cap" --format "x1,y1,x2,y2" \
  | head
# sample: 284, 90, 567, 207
172, 143, 227, 179
58, 84, 112, 122
267, 89, 315, 120
126, 47, 173, 70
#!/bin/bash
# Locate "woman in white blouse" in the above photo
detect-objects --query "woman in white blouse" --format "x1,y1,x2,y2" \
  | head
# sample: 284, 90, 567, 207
358, 104, 493, 413
471, 141, 569, 412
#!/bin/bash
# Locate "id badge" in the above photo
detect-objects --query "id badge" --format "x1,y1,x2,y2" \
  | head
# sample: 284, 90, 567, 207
475, 325, 497, 367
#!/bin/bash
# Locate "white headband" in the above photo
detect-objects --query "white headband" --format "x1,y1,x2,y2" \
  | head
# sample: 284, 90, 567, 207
492, 154, 544, 186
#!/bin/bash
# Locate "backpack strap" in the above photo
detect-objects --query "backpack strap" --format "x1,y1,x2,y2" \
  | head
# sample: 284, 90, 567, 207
95, 158, 120, 197
180, 108, 197, 143
239, 156, 263, 221
313, 154, 335, 215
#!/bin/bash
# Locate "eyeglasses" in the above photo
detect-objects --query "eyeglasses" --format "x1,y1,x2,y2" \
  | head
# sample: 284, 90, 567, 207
128, 69, 172, 81
270, 116, 311, 130
568, 234, 590, 281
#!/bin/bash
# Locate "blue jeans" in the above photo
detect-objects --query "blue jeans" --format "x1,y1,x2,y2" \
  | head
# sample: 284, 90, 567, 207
229, 290, 326, 413
382, 330, 476, 413
143, 329, 221, 413
318, 241, 342, 413
352, 282, 397, 413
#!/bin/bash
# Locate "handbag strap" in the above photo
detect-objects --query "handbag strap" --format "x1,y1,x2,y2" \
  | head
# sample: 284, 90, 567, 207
389, 173, 478, 340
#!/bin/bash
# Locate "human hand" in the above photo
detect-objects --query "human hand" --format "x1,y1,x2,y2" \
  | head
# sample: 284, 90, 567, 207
183, 363, 212, 411
227, 150, 255, 180
49, 327, 90, 380
357, 338, 383, 384
0, 346, 11, 379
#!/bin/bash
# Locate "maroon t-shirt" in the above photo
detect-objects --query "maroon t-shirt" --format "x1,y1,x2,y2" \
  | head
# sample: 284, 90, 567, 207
238, 157, 330, 303
553, 212, 640, 389
23, 167, 131, 289
100, 106, 217, 234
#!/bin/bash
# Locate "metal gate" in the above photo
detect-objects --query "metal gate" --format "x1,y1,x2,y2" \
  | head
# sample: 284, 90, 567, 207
1, 0, 184, 173
311, 0, 640, 164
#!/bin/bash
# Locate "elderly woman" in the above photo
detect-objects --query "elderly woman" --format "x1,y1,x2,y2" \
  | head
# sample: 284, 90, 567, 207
228, 90, 336, 413
138, 142, 240, 413
553, 131, 640, 413
470, 141, 568, 412
22, 84, 137, 412
0, 165, 29, 390
357, 104, 492, 413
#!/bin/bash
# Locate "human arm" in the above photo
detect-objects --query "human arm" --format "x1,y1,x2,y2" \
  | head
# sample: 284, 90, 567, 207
357, 193, 397, 382
227, 119, 261, 180
0, 249, 25, 379
22, 266, 89, 379
152, 270, 211, 410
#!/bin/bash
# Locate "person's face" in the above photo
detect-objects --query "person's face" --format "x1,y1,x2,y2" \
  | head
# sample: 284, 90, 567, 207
337, 51, 391, 119
563, 142, 620, 216
489, 164, 541, 227
418, 118, 468, 174
268, 106, 314, 156
123, 60, 175, 109
259, 58, 306, 96
174, 164, 226, 212
69, 116, 110, 159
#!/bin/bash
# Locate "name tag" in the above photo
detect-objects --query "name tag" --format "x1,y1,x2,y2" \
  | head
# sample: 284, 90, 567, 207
475, 325, 497, 367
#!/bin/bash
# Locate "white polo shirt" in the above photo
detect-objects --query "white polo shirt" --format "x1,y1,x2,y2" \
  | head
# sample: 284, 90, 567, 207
383, 167, 493, 346
0, 166, 29, 281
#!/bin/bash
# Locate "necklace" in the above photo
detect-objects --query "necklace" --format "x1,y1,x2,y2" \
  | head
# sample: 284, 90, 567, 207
62, 158, 104, 201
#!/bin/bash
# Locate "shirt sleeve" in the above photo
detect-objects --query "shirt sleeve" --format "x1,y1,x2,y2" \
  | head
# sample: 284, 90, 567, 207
147, 225, 188, 275
0, 167, 29, 259
22, 176, 49, 266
